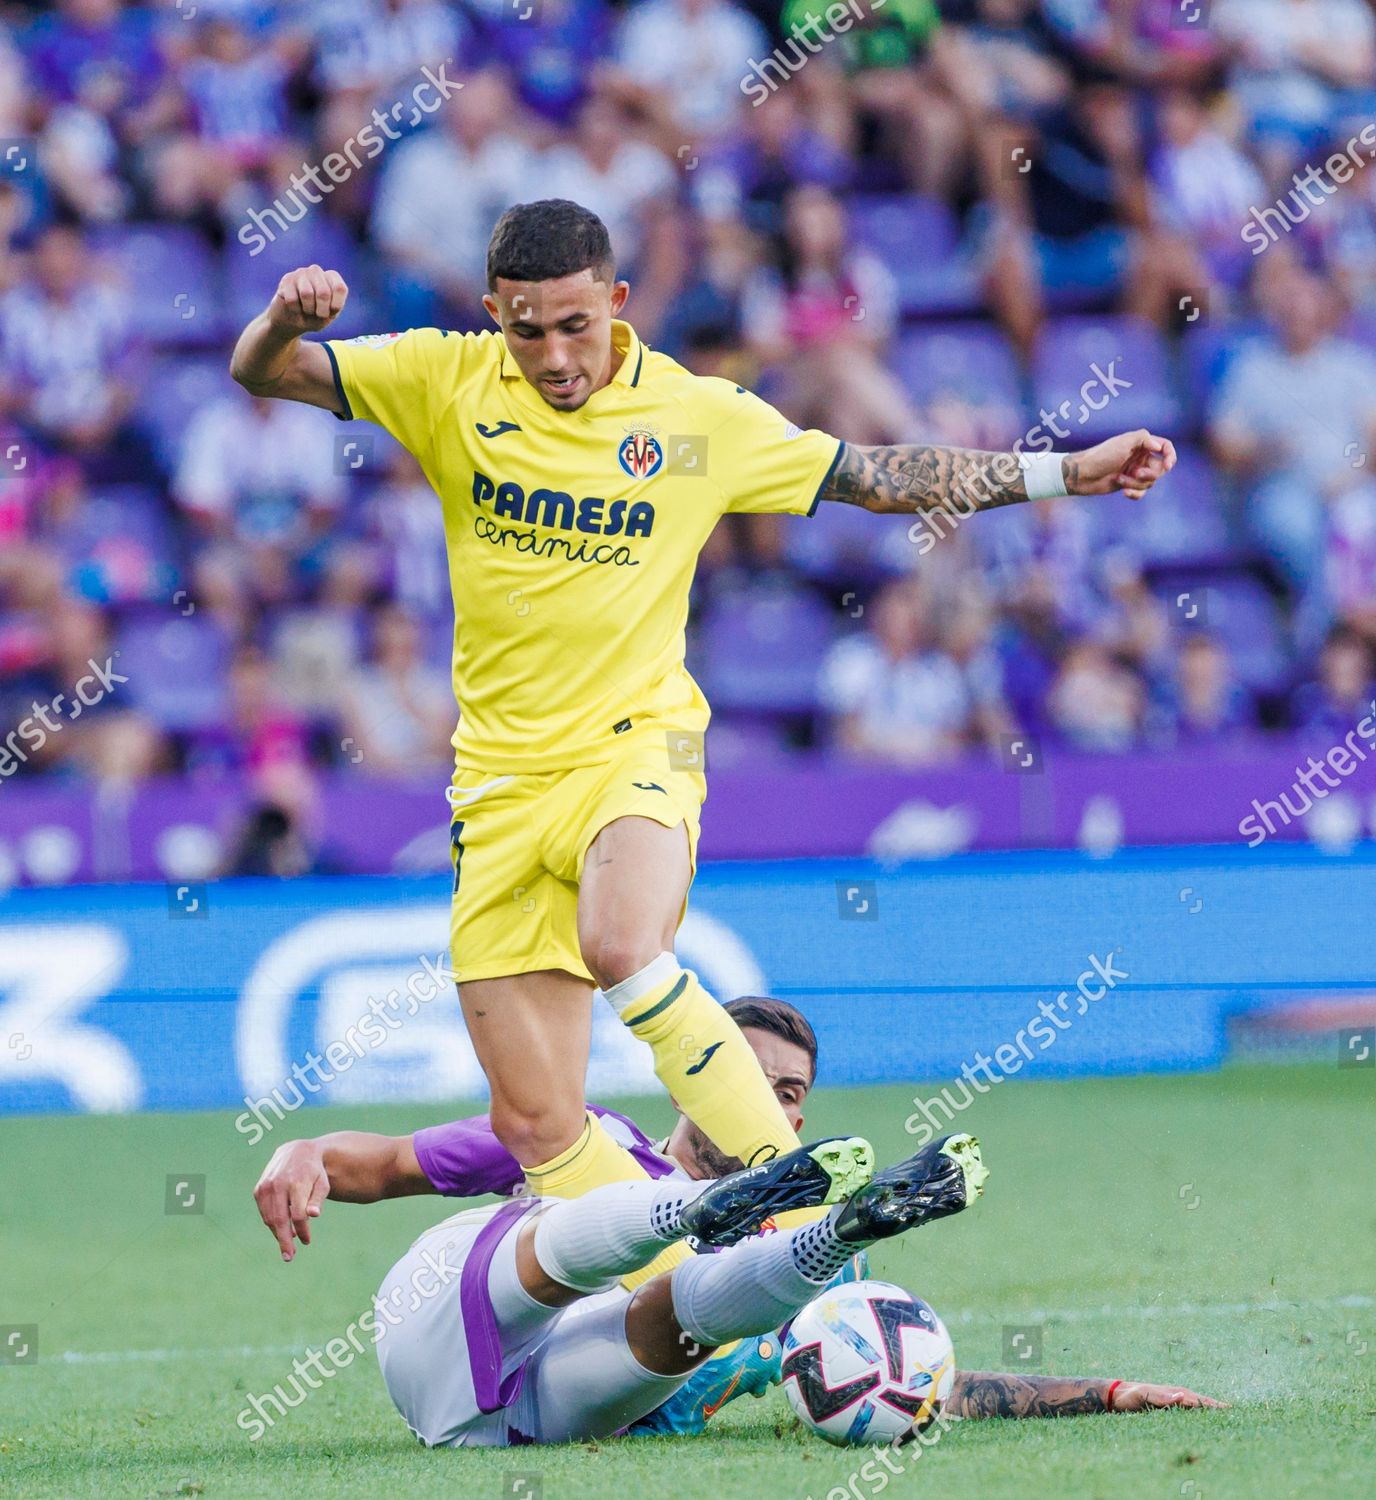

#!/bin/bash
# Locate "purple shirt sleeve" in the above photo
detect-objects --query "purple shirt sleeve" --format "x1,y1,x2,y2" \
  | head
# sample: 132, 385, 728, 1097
413, 1114, 524, 1198
413, 1105, 674, 1197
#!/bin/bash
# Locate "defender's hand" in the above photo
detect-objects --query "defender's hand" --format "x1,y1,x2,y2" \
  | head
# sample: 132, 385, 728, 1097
267, 264, 348, 335
254, 1139, 331, 1261
1067, 430, 1177, 501
1112, 1381, 1228, 1411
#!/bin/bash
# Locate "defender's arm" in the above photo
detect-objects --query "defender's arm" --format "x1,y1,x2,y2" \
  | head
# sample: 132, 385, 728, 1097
818, 430, 1176, 514
229, 264, 349, 412
946, 1370, 1225, 1418
253, 1131, 431, 1261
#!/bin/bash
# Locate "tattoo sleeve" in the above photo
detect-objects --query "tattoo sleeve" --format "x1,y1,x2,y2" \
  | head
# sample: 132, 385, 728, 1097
945, 1371, 1111, 1419
818, 441, 1058, 515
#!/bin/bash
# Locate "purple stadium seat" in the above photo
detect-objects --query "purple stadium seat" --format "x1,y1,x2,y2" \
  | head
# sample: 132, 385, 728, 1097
61, 486, 169, 549
781, 503, 913, 588
1342, 307, 1376, 354
117, 612, 232, 732
226, 216, 372, 327
138, 355, 232, 471
423, 612, 456, 674
1096, 444, 1237, 566
1031, 316, 1180, 443
1151, 570, 1291, 694
56, 485, 178, 605
704, 714, 792, 767
1178, 317, 1265, 422
847, 194, 981, 316
696, 586, 835, 715
892, 322, 1024, 411
92, 223, 225, 346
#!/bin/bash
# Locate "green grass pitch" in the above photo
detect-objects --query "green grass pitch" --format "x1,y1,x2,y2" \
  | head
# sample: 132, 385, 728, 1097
3, 1063, 1373, 1499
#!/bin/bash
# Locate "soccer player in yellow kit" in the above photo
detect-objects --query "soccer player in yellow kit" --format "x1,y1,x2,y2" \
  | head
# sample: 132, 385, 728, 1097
230, 199, 1175, 1221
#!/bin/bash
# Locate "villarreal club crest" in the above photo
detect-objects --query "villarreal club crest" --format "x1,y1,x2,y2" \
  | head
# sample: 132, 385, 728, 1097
618, 429, 664, 480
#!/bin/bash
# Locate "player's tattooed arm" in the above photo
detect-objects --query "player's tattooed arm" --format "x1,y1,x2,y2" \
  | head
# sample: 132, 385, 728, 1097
946, 1371, 1226, 1418
818, 442, 1032, 515
817, 431, 1177, 513
946, 1371, 1111, 1418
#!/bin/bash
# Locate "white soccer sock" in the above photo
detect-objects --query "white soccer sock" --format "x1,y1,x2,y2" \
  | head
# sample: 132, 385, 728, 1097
534, 1177, 709, 1295
599, 951, 679, 1017
788, 1214, 865, 1283
671, 1211, 859, 1348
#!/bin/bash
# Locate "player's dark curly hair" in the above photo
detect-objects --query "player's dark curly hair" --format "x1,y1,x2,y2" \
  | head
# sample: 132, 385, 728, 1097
725, 997, 819, 1086
486, 199, 616, 289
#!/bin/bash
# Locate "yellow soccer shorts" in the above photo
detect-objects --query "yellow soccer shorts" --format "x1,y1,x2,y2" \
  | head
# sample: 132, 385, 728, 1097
446, 731, 707, 985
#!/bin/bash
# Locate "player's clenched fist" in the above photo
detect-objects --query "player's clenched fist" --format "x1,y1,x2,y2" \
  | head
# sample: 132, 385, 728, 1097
1066, 429, 1177, 501
270, 263, 348, 334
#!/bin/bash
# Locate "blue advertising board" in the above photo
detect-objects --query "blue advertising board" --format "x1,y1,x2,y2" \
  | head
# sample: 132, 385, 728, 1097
0, 845, 1371, 1117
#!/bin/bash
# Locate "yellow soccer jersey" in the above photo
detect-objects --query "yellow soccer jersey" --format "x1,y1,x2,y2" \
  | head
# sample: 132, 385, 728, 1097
325, 319, 842, 771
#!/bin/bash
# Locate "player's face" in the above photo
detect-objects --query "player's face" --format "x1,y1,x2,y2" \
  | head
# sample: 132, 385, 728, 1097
484, 270, 630, 412
741, 1026, 812, 1134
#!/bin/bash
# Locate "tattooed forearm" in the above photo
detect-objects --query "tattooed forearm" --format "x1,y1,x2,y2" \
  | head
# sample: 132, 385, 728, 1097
819, 441, 1054, 515
946, 1371, 1111, 1419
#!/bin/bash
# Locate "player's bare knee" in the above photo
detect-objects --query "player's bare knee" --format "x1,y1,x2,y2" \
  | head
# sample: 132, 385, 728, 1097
581, 931, 662, 992
489, 1101, 584, 1169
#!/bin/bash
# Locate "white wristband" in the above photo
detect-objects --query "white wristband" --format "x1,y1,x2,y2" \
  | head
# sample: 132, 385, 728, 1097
1018, 450, 1069, 501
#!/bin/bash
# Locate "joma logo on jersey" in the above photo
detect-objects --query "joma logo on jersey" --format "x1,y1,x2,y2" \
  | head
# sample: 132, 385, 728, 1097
618, 430, 663, 479
472, 469, 655, 537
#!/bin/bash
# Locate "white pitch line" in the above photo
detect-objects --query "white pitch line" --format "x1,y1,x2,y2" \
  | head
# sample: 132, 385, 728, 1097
55, 1342, 307, 1365
945, 1293, 1375, 1327
46, 1295, 1376, 1367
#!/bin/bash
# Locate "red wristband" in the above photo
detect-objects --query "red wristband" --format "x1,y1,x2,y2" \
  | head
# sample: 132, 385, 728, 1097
1105, 1380, 1122, 1412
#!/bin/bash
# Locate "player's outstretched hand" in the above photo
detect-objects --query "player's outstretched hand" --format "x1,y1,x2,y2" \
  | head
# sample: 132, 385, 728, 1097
1113, 1381, 1229, 1411
1067, 430, 1177, 501
254, 1139, 331, 1261
268, 264, 348, 335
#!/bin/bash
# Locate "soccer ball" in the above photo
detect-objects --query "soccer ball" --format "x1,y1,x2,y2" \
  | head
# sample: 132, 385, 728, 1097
780, 1280, 954, 1446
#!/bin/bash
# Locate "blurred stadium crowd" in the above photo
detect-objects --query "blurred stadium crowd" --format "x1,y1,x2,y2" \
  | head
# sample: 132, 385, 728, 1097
3, 0, 1376, 796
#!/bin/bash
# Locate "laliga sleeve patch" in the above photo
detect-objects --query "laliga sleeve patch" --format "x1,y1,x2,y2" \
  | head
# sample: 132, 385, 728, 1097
347, 331, 408, 347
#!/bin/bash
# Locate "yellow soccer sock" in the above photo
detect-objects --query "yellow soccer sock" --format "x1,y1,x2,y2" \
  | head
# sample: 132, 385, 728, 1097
609, 958, 797, 1167
523, 1111, 648, 1199
523, 1111, 692, 1291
